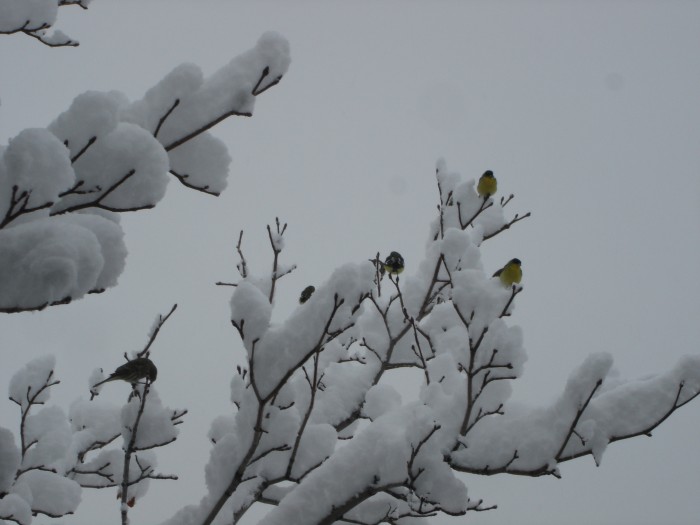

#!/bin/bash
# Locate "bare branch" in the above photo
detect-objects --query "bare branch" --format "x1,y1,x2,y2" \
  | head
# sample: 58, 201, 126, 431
236, 230, 248, 279
138, 303, 178, 358
482, 212, 532, 241
170, 169, 219, 196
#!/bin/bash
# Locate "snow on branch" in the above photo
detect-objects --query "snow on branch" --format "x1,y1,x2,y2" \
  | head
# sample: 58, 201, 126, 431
0, 0, 90, 47
1, 33, 291, 314
449, 354, 700, 477
158, 160, 700, 525
0, 305, 185, 524
2, 356, 80, 523
160, 162, 532, 525
80, 305, 183, 523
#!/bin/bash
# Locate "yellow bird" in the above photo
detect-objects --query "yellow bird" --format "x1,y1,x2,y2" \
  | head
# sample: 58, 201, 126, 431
477, 170, 497, 199
383, 251, 405, 275
493, 258, 522, 287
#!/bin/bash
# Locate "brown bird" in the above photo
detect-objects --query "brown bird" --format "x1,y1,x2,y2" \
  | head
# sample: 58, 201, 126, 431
93, 357, 157, 387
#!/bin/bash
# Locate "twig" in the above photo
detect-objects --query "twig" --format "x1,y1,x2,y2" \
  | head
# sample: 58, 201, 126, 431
482, 212, 532, 241
138, 304, 178, 358
236, 230, 248, 278
154, 99, 181, 138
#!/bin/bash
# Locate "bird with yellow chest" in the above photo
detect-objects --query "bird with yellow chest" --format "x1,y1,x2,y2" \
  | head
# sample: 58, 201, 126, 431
493, 258, 522, 288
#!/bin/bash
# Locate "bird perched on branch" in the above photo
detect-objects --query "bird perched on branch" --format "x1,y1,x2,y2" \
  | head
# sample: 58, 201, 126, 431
477, 170, 497, 199
383, 251, 405, 275
299, 285, 315, 304
493, 258, 522, 287
93, 357, 158, 388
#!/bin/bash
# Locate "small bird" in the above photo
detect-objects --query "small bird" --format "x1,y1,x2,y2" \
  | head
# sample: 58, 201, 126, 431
299, 285, 315, 304
493, 258, 522, 287
477, 170, 497, 199
93, 357, 158, 388
383, 251, 405, 275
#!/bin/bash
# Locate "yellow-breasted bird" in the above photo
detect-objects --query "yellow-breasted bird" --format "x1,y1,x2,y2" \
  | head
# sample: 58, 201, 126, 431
93, 357, 157, 387
493, 258, 522, 287
477, 170, 497, 199
383, 251, 405, 275
299, 285, 315, 304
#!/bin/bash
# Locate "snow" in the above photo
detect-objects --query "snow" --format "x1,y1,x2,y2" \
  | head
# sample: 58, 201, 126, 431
61, 211, 126, 291
0, 0, 58, 32
0, 492, 32, 525
23, 405, 72, 472
310, 359, 377, 426
0, 128, 74, 221
362, 383, 402, 420
52, 122, 170, 214
48, 91, 129, 158
153, 32, 291, 150
8, 355, 56, 409
257, 403, 467, 525
0, 213, 125, 311
1, 32, 292, 315
2, 11, 700, 522
248, 262, 374, 400
121, 389, 180, 451
166, 133, 230, 195
287, 423, 336, 480
450, 353, 616, 472
4, 153, 696, 525
0, 0, 81, 46
230, 280, 272, 348
69, 398, 122, 448
204, 432, 246, 500
121, 63, 204, 136
15, 470, 81, 517
0, 427, 20, 493
208, 414, 237, 445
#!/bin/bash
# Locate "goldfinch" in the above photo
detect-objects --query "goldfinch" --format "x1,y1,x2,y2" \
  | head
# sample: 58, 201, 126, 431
493, 258, 522, 287
383, 251, 405, 275
477, 170, 497, 198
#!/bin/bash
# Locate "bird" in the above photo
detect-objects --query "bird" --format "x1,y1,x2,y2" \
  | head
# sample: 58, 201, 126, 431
383, 251, 405, 275
477, 170, 497, 199
92, 357, 158, 388
493, 258, 522, 287
299, 285, 315, 304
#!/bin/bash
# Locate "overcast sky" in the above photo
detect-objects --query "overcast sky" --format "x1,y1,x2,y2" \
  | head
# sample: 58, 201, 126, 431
2, 1, 700, 524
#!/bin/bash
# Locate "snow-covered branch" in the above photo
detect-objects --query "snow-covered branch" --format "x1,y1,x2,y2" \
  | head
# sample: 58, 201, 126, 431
1, 357, 80, 523
0, 0, 88, 48
0, 305, 184, 524
155, 159, 700, 525
450, 354, 700, 477
1, 33, 291, 314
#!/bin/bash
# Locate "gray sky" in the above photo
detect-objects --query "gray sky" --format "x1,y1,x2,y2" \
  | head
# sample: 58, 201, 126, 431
1, 1, 700, 524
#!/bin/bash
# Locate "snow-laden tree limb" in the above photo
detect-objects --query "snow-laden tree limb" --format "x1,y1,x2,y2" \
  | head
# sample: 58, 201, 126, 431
0, 0, 91, 48
450, 353, 700, 477
0, 32, 291, 314
159, 160, 700, 525
0, 307, 184, 524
